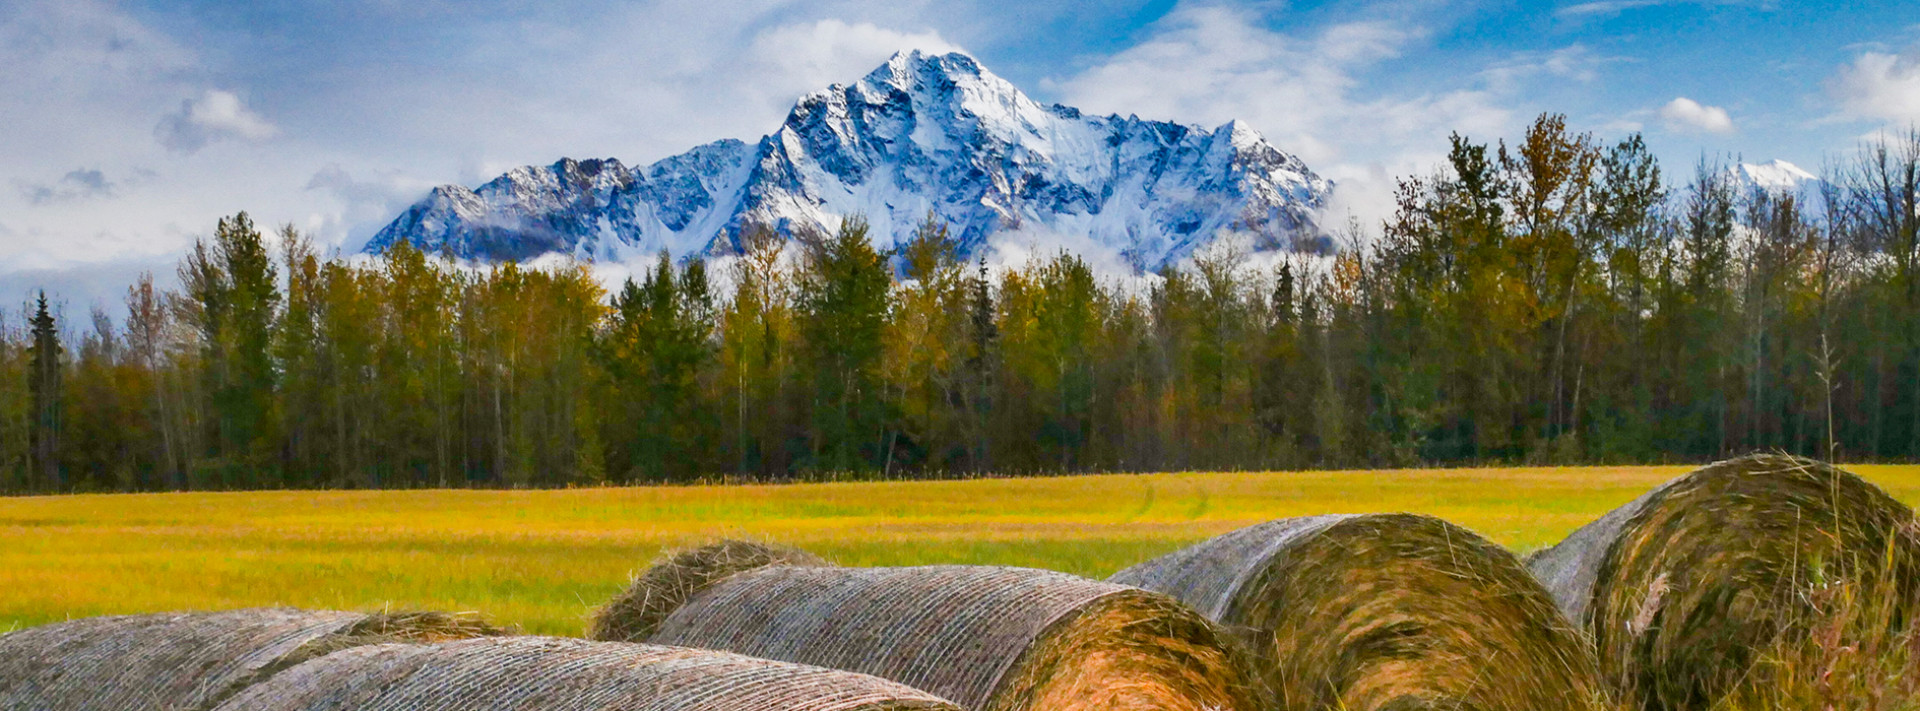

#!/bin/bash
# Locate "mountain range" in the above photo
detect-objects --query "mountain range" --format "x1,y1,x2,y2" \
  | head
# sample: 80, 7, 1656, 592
364, 51, 1335, 270
365, 51, 1831, 271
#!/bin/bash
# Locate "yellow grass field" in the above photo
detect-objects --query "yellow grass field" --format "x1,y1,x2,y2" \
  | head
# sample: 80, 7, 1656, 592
6, 464, 1920, 637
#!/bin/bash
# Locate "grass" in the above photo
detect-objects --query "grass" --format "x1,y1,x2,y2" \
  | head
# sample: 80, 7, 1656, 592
1719, 565, 1920, 711
4, 464, 1920, 638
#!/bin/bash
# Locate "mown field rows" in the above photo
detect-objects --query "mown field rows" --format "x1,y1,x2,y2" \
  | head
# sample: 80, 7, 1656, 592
5, 464, 1919, 636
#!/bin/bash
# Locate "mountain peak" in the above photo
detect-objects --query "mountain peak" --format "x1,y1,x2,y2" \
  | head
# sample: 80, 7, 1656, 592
1218, 119, 1265, 149
1734, 159, 1818, 190
367, 52, 1333, 268
843, 49, 1052, 143
866, 50, 987, 88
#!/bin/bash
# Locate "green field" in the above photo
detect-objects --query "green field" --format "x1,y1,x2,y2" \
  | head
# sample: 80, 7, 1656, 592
6, 464, 1920, 636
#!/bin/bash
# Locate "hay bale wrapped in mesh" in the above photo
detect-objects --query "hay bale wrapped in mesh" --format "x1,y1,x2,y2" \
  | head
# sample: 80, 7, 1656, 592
1527, 453, 1920, 711
1110, 513, 1606, 711
591, 541, 1259, 711
211, 636, 960, 711
0, 607, 500, 711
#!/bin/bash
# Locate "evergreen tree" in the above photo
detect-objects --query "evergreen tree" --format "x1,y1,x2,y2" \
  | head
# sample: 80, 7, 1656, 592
179, 212, 281, 487
962, 259, 998, 471
1255, 259, 1318, 465
795, 217, 893, 471
27, 291, 62, 491
603, 251, 717, 482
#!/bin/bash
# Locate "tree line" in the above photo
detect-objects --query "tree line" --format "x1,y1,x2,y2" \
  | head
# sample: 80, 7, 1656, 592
2, 115, 1917, 491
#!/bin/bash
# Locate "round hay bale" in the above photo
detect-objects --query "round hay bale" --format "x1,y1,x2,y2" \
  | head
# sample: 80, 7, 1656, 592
1110, 513, 1606, 711
1527, 453, 1920, 711
592, 541, 1259, 711
591, 539, 828, 643
0, 607, 501, 711
210, 636, 960, 711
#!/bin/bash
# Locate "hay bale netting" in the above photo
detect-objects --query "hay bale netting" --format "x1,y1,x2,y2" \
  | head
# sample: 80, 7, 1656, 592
211, 636, 960, 711
1527, 453, 1920, 711
1110, 513, 1606, 711
592, 538, 830, 644
0, 607, 501, 711
592, 541, 1259, 711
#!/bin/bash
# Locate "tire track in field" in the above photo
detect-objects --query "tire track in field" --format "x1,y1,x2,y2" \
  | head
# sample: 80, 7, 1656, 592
1126, 480, 1158, 522
1124, 475, 1212, 522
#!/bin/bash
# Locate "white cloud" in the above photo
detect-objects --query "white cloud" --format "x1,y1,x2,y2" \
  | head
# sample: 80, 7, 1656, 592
745, 20, 963, 93
304, 164, 431, 208
0, 0, 245, 272
0, 0, 989, 316
0, 0, 197, 166
1829, 45, 1920, 125
427, 6, 964, 168
303, 164, 444, 249
1482, 45, 1608, 89
155, 89, 280, 154
1052, 5, 1521, 232
979, 223, 1162, 295
1556, 0, 1772, 19
1660, 97, 1735, 134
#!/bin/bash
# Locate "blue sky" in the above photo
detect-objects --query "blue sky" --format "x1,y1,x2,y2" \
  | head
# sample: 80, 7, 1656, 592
2, 0, 1916, 310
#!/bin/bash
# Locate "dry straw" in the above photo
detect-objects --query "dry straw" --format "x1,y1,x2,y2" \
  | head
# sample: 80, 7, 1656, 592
592, 538, 829, 644
1112, 513, 1607, 711
0, 607, 500, 711
210, 635, 960, 711
592, 541, 1260, 711
1527, 453, 1920, 711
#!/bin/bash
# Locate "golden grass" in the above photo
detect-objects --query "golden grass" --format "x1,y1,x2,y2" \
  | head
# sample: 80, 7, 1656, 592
4, 465, 1919, 637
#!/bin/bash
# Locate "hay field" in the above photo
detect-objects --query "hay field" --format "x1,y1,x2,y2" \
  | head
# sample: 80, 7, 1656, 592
5, 464, 1920, 636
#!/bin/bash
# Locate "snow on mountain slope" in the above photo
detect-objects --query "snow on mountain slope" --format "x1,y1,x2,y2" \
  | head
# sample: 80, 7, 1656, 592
365, 51, 1333, 269
1729, 159, 1829, 219
1733, 159, 1819, 192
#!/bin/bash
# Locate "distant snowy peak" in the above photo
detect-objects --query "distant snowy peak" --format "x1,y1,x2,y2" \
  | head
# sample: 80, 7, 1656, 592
366, 50, 1333, 269
1725, 160, 1831, 219
1733, 159, 1821, 192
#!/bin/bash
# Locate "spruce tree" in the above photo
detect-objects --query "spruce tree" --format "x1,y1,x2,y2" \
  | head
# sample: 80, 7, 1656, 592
795, 217, 892, 472
183, 212, 281, 487
27, 291, 62, 491
603, 251, 716, 482
964, 259, 997, 470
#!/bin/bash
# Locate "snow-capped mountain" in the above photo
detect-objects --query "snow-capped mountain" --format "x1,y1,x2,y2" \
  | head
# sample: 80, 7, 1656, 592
1733, 159, 1819, 193
366, 51, 1333, 269
1729, 159, 1828, 217
1732, 159, 1829, 205
1735, 159, 1820, 194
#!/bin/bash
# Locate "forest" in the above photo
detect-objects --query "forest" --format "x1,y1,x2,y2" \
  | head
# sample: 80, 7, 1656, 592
1, 115, 1917, 492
